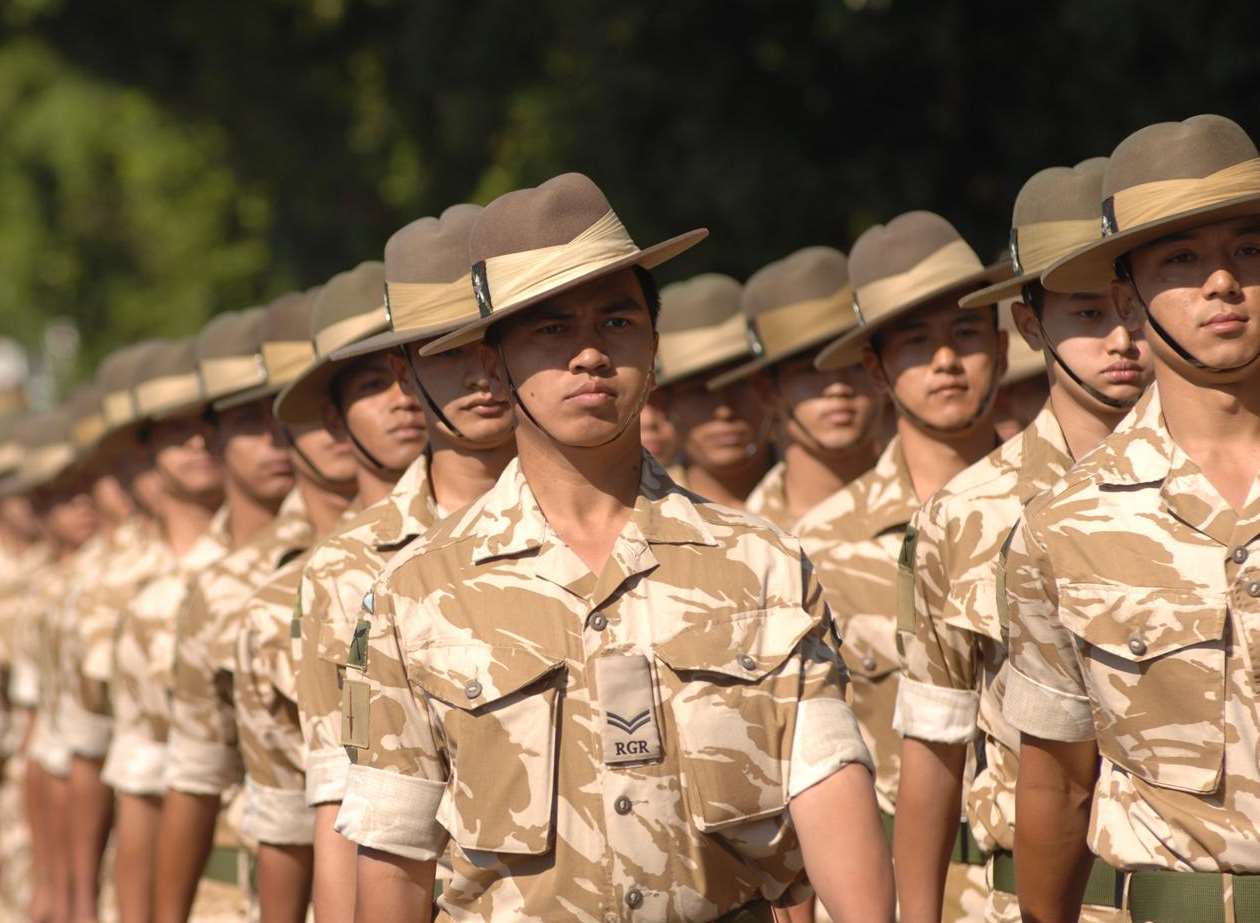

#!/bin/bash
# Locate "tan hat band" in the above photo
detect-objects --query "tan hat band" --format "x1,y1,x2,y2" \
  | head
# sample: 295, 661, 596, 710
659, 311, 747, 381
314, 305, 389, 358
0, 443, 20, 474
103, 389, 136, 428
386, 277, 478, 333
753, 287, 854, 358
1012, 218, 1101, 275
262, 340, 315, 385
74, 413, 106, 450
1108, 157, 1260, 233
136, 372, 202, 417
854, 239, 982, 321
22, 443, 75, 485
200, 354, 267, 398
482, 209, 640, 313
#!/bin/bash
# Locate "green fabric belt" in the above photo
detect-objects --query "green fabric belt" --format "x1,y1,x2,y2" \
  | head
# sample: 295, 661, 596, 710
202, 845, 240, 885
714, 899, 771, 922
990, 851, 1121, 907
878, 811, 985, 866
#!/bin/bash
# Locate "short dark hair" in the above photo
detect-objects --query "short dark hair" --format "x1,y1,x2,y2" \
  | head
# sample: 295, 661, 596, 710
1020, 282, 1046, 317
868, 304, 998, 355
485, 265, 661, 346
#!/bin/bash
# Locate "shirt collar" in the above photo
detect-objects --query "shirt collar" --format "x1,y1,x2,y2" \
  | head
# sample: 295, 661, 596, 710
1014, 403, 1075, 503
1091, 387, 1172, 486
371, 452, 439, 549
857, 436, 921, 539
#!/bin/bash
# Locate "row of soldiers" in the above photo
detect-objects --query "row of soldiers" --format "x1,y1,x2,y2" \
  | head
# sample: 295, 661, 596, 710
0, 110, 1256, 923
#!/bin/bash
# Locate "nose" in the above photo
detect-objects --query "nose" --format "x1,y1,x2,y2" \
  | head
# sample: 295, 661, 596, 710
1104, 314, 1136, 354
388, 379, 422, 411
931, 341, 963, 372
1203, 266, 1243, 301
569, 344, 611, 376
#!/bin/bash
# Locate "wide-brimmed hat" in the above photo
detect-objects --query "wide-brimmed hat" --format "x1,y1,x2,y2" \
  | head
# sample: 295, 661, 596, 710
419, 173, 708, 356
960, 158, 1109, 308
335, 205, 484, 360
215, 289, 319, 411
197, 307, 268, 406
97, 340, 162, 439
11, 409, 77, 493
274, 263, 389, 425
1044, 115, 1260, 293
0, 413, 23, 480
815, 211, 1010, 370
135, 337, 208, 422
653, 274, 746, 387
68, 383, 106, 457
708, 247, 855, 389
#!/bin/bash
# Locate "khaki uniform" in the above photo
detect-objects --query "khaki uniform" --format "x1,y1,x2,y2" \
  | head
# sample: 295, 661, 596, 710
1003, 386, 1260, 920
102, 506, 231, 795
745, 460, 795, 533
337, 454, 872, 921
295, 453, 437, 806
28, 552, 84, 777
235, 553, 315, 845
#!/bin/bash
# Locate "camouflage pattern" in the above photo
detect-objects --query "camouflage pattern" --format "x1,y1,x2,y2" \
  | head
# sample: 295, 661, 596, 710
0, 732, 32, 922
1, 542, 50, 722
166, 489, 311, 797
28, 552, 84, 776
1003, 386, 1260, 873
236, 552, 315, 845
295, 453, 437, 806
745, 461, 796, 532
337, 454, 872, 921
101, 506, 231, 795
795, 437, 918, 815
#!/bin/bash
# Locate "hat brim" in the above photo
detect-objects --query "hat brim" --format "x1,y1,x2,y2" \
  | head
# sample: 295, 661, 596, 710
654, 342, 752, 390
149, 396, 209, 425
418, 228, 709, 357
1042, 193, 1260, 293
706, 325, 856, 391
330, 315, 467, 363
273, 355, 362, 426
213, 381, 283, 413
959, 268, 1043, 309
815, 264, 1012, 371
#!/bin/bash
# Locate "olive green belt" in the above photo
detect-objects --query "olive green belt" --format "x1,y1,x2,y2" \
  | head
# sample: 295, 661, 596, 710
715, 899, 771, 922
879, 811, 986, 866
991, 850, 1123, 908
202, 845, 242, 885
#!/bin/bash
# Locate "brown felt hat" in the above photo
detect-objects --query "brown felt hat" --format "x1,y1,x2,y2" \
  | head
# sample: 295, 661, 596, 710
1044, 115, 1260, 293
11, 408, 77, 493
197, 307, 268, 406
960, 158, 1109, 308
97, 341, 163, 438
68, 383, 106, 455
419, 173, 708, 355
653, 274, 746, 387
274, 263, 389, 425
335, 205, 484, 360
708, 246, 855, 389
0, 413, 24, 479
134, 337, 207, 422
815, 211, 1011, 370
216, 289, 320, 411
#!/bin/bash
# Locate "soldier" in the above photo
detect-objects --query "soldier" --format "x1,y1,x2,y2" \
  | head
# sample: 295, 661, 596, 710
708, 247, 883, 531
990, 307, 1049, 442
1003, 114, 1260, 923
892, 159, 1150, 923
338, 172, 893, 922
796, 212, 1010, 923
638, 385, 678, 464
155, 301, 331, 923
653, 274, 774, 506
292, 205, 516, 922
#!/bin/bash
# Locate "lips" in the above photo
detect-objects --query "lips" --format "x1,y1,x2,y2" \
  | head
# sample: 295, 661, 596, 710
1203, 312, 1248, 333
1100, 361, 1144, 383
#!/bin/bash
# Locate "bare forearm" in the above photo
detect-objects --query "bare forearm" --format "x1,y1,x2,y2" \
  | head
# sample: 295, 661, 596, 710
792, 763, 895, 923
1015, 735, 1098, 923
257, 843, 314, 923
354, 848, 434, 923
69, 756, 114, 923
151, 790, 220, 923
313, 804, 357, 923
894, 738, 966, 923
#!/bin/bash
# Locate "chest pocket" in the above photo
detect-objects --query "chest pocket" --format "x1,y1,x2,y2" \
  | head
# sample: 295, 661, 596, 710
1057, 583, 1227, 794
407, 641, 565, 855
655, 606, 816, 833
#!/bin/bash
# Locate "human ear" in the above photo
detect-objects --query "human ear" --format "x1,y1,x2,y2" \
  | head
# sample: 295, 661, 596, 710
861, 345, 890, 395
1011, 301, 1044, 351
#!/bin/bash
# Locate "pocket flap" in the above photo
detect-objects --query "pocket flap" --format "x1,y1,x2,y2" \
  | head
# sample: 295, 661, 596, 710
1056, 583, 1227, 662
408, 641, 564, 711
655, 606, 817, 681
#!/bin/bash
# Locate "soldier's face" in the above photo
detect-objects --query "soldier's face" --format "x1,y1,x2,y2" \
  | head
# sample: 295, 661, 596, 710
91, 472, 134, 522
664, 367, 768, 470
389, 343, 514, 450
150, 412, 224, 501
41, 478, 97, 549
865, 298, 1005, 431
329, 354, 428, 471
482, 270, 658, 449
287, 419, 357, 488
639, 391, 678, 463
1121, 216, 1260, 379
766, 352, 883, 455
215, 398, 295, 503
0, 495, 41, 542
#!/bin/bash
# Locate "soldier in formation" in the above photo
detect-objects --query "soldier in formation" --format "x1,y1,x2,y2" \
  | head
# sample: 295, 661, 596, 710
0, 111, 1257, 923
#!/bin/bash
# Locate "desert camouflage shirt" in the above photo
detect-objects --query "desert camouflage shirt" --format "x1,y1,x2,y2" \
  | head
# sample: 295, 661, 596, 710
1003, 387, 1260, 872
336, 453, 871, 921
28, 550, 83, 775
745, 461, 795, 532
894, 404, 1071, 854
1, 541, 50, 714
166, 489, 311, 796
795, 436, 919, 815
295, 453, 437, 806
236, 551, 314, 846
59, 516, 169, 759
102, 506, 230, 796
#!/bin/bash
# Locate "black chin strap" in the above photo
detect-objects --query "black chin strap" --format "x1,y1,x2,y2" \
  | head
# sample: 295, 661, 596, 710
282, 425, 355, 492
497, 343, 651, 449
332, 393, 403, 477
878, 358, 999, 437
399, 346, 468, 441
1117, 257, 1260, 374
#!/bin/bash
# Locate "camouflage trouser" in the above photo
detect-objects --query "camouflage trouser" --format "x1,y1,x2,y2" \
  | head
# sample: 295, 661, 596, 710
0, 753, 30, 923
943, 861, 987, 922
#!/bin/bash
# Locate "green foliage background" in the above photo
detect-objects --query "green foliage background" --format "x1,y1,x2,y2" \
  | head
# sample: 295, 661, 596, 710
3, 0, 1259, 384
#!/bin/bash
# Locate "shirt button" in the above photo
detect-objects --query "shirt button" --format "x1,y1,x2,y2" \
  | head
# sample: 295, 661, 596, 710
614, 795, 632, 815
1248, 581, 1260, 598
1127, 636, 1147, 657
862, 656, 878, 672
589, 613, 608, 631
464, 680, 482, 700
625, 888, 643, 909
737, 653, 757, 671
1232, 546, 1249, 565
